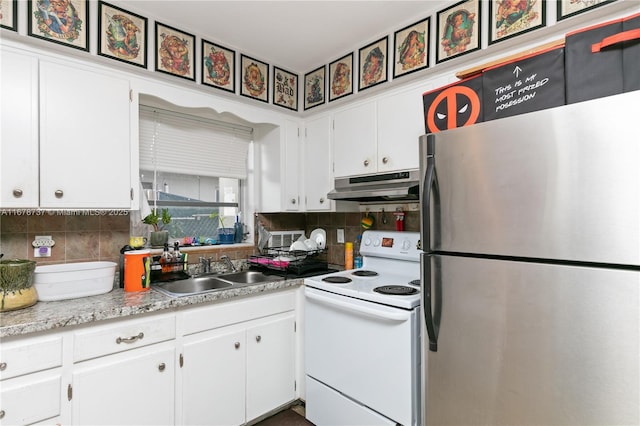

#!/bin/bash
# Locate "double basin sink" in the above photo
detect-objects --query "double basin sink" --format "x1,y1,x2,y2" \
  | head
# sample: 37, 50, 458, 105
153, 270, 280, 297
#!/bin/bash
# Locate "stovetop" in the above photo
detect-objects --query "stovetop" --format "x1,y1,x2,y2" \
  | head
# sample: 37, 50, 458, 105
304, 231, 421, 310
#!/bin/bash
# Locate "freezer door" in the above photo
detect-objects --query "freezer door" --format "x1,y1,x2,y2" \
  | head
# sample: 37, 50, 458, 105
419, 91, 640, 266
423, 255, 639, 426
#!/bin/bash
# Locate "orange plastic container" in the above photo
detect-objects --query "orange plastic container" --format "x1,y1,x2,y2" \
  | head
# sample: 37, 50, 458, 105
124, 250, 151, 292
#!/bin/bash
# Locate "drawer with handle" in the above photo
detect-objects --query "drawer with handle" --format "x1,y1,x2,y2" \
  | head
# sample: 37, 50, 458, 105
0, 335, 63, 380
73, 312, 175, 362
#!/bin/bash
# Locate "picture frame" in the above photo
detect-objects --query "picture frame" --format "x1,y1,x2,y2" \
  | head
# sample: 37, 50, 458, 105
359, 36, 388, 91
155, 21, 195, 81
98, 1, 147, 68
0, 0, 18, 31
489, 0, 546, 45
329, 53, 353, 102
303, 65, 326, 110
273, 66, 298, 111
436, 0, 481, 64
240, 54, 269, 103
28, 0, 89, 51
557, 0, 616, 21
393, 17, 430, 78
201, 39, 235, 93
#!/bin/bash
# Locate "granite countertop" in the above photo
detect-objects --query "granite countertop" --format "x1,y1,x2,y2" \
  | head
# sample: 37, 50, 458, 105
0, 278, 304, 338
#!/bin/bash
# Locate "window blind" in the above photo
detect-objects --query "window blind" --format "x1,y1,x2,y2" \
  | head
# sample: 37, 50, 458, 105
139, 105, 253, 179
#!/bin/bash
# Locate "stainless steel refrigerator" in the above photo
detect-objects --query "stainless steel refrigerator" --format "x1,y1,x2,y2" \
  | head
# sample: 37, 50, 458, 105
419, 90, 639, 426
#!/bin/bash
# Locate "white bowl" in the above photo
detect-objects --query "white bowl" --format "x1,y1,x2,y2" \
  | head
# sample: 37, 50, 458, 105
34, 261, 116, 301
304, 239, 318, 251
289, 241, 308, 252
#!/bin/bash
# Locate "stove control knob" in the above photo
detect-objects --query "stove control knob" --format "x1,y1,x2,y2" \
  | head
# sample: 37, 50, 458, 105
402, 239, 412, 251
363, 237, 372, 246
373, 238, 381, 247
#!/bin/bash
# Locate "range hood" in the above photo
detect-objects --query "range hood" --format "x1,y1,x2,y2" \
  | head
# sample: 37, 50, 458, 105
327, 170, 420, 202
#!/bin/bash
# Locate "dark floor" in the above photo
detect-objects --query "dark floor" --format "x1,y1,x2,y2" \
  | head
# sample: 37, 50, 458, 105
253, 406, 314, 426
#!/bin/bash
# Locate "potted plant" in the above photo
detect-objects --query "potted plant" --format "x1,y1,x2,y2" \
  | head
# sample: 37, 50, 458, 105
143, 208, 171, 247
210, 212, 234, 244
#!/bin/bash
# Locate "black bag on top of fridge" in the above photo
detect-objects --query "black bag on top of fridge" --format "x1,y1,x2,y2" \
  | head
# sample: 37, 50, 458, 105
482, 46, 565, 122
565, 12, 640, 104
422, 74, 483, 134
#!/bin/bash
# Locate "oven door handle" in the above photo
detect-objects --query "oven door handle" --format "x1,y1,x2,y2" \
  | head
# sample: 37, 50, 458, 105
305, 290, 410, 322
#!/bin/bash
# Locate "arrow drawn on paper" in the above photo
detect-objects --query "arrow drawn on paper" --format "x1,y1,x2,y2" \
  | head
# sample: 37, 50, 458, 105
513, 66, 523, 78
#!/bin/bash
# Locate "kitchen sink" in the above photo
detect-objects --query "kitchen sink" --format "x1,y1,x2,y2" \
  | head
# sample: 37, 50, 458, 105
152, 270, 279, 297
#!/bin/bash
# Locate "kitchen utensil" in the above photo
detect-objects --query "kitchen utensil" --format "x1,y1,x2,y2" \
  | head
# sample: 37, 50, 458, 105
0, 259, 38, 311
258, 224, 271, 254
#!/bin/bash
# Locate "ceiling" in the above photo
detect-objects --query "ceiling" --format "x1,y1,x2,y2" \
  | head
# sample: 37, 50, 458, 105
117, 1, 449, 74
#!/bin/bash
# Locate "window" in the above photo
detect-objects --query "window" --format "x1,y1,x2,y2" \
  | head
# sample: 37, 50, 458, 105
139, 104, 253, 241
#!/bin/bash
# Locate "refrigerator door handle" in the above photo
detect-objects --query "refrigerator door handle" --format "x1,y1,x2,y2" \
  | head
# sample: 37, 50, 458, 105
422, 254, 438, 351
421, 140, 439, 351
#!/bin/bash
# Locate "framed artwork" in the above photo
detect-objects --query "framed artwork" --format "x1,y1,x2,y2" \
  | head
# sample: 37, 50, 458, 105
393, 17, 430, 78
489, 0, 546, 45
329, 53, 353, 102
273, 66, 298, 111
304, 65, 325, 110
359, 37, 388, 91
201, 39, 235, 93
436, 0, 481, 64
240, 54, 269, 103
0, 0, 18, 31
98, 1, 147, 68
557, 0, 616, 21
28, 0, 89, 51
155, 22, 195, 81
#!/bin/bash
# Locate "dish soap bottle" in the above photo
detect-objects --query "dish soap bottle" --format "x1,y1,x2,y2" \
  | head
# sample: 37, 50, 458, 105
234, 215, 243, 243
354, 235, 363, 269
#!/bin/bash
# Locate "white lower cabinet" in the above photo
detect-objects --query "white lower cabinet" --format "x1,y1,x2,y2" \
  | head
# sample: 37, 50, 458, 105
0, 289, 298, 426
179, 290, 297, 426
70, 312, 176, 425
181, 326, 246, 426
72, 342, 175, 425
0, 334, 63, 426
245, 313, 296, 421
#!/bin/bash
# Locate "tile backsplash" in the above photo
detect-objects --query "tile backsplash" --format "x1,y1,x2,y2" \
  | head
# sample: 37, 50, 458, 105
1, 209, 419, 268
0, 213, 130, 265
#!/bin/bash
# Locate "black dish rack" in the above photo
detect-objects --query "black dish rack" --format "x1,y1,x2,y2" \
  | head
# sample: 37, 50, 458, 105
248, 246, 329, 275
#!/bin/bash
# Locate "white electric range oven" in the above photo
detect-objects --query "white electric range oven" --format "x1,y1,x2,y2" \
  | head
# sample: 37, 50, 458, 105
304, 230, 421, 426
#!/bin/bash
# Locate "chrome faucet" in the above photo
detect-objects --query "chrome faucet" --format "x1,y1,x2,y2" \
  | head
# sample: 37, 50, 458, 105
199, 256, 212, 274
220, 255, 237, 273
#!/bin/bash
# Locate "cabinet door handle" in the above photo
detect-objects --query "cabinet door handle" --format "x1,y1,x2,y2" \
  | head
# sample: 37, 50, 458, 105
179, 353, 184, 368
0, 409, 5, 419
12, 189, 23, 198
319, 198, 325, 204
234, 342, 240, 349
291, 198, 296, 204
255, 335, 262, 343
382, 157, 389, 164
116, 332, 144, 344
158, 362, 166, 372
0, 362, 6, 371
363, 160, 370, 167
54, 190, 64, 198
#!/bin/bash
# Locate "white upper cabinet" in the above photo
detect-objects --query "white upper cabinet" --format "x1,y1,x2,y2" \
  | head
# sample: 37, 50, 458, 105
332, 86, 425, 178
0, 47, 133, 209
283, 119, 301, 211
332, 102, 377, 178
376, 87, 425, 173
0, 49, 39, 208
303, 115, 333, 211
39, 60, 132, 208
